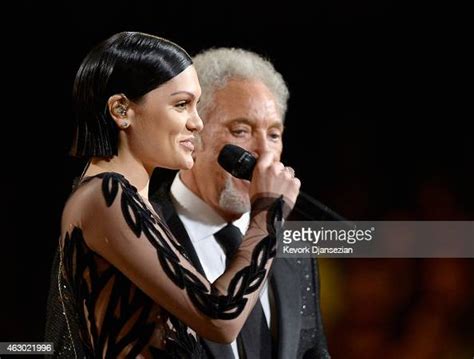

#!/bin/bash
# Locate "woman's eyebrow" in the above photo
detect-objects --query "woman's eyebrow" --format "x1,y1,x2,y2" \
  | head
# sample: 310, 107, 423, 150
170, 91, 196, 98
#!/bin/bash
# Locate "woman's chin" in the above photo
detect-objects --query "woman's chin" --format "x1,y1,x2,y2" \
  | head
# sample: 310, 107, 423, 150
157, 155, 194, 171
181, 156, 195, 170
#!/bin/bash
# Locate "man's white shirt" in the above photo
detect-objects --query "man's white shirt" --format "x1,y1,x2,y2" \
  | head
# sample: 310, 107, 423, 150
170, 174, 271, 359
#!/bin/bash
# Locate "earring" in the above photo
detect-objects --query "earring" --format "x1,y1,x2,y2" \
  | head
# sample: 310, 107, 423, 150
120, 121, 130, 129
115, 106, 127, 117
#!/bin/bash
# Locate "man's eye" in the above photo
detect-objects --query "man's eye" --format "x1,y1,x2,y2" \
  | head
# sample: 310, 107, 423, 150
231, 129, 250, 137
269, 132, 282, 140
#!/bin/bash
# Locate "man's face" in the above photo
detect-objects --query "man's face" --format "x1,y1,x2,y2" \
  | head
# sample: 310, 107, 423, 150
183, 78, 283, 219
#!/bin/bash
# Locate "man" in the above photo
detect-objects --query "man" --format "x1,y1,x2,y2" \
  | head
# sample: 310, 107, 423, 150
150, 48, 330, 358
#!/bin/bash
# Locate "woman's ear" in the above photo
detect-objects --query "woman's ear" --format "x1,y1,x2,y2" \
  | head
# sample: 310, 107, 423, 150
108, 94, 131, 129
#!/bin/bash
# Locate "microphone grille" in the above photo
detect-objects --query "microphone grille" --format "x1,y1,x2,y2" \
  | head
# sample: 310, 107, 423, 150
218, 144, 256, 180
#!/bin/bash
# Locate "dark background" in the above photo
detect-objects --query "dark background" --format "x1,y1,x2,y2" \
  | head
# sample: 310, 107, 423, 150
2, 1, 473, 357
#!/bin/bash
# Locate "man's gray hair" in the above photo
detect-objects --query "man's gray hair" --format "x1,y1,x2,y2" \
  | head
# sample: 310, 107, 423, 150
192, 48, 289, 121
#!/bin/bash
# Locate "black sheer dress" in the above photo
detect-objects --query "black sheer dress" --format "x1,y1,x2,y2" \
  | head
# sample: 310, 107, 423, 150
45, 172, 283, 358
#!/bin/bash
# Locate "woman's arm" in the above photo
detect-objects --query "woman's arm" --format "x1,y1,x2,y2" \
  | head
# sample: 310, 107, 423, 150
72, 173, 284, 343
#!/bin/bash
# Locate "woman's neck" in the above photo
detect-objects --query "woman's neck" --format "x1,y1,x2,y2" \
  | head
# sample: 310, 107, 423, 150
85, 153, 151, 199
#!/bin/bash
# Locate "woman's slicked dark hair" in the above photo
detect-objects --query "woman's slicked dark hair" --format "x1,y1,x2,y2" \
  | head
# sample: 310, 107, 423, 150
71, 31, 193, 158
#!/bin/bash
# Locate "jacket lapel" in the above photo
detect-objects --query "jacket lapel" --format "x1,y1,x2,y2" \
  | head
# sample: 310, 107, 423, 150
149, 178, 234, 359
150, 180, 206, 276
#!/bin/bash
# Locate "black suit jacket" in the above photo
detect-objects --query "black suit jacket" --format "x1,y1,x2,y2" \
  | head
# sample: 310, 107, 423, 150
149, 173, 330, 359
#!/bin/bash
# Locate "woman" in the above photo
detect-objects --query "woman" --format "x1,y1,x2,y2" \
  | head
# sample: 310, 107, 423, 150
45, 31, 300, 358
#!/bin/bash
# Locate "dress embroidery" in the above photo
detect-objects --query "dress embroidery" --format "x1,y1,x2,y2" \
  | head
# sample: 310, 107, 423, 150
45, 172, 283, 358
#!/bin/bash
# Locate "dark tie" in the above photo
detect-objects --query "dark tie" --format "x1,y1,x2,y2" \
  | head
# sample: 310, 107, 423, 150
214, 223, 243, 267
214, 223, 272, 359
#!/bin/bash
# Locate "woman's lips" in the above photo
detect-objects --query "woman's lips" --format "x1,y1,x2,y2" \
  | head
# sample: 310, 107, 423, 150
180, 140, 195, 151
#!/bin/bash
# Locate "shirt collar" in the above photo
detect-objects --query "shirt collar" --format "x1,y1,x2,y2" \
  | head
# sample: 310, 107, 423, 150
170, 173, 250, 242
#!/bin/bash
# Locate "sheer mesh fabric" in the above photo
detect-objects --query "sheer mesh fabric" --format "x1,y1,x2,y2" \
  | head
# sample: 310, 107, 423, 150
45, 172, 283, 358
45, 247, 86, 358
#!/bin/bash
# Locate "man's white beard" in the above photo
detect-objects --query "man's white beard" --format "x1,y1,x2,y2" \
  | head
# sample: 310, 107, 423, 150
218, 177, 250, 215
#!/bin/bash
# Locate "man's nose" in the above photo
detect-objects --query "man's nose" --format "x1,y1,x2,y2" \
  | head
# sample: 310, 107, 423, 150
248, 135, 270, 158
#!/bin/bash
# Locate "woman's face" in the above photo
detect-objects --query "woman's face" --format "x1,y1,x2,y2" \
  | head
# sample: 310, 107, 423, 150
127, 65, 203, 171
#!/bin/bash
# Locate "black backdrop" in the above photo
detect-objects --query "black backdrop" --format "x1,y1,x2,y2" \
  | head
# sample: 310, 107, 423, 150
2, 0, 472, 351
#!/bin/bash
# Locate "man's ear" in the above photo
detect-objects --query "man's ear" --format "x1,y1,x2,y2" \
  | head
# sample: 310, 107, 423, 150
108, 94, 131, 129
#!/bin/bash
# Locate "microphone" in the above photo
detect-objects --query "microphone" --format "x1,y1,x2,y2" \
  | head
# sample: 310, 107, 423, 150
218, 144, 352, 223
218, 144, 256, 181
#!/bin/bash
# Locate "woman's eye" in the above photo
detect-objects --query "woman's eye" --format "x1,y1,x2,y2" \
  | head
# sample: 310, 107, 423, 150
175, 101, 189, 110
